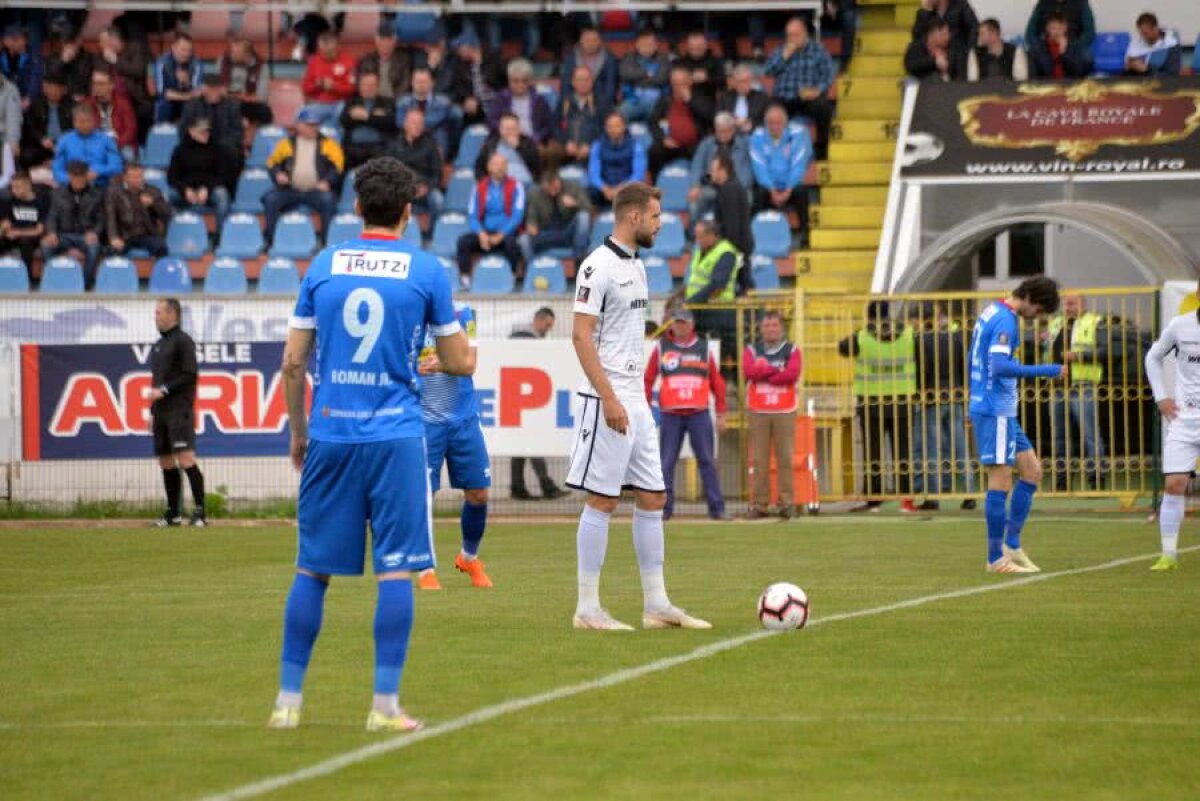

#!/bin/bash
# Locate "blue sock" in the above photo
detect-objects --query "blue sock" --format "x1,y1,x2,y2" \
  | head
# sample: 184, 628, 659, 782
461, 501, 487, 557
279, 573, 328, 693
985, 490, 1008, 564
1006, 480, 1037, 551
373, 579, 415, 695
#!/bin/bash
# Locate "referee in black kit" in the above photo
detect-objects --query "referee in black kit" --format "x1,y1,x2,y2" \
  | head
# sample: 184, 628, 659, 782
149, 298, 206, 527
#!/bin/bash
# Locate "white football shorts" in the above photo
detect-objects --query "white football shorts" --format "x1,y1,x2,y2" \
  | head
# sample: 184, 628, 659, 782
566, 393, 666, 497
1162, 416, 1200, 475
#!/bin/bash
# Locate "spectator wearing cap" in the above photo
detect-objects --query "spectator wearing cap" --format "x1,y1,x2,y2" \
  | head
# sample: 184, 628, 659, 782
388, 106, 444, 217
105, 161, 171, 258
587, 110, 647, 207
302, 30, 357, 126
0, 170, 48, 272
644, 308, 730, 521
560, 24, 618, 108
967, 19, 1029, 81
87, 69, 138, 160
718, 64, 771, 136
648, 65, 715, 177
45, 25, 94, 101
1029, 11, 1093, 78
0, 24, 43, 105
42, 159, 104, 285
396, 67, 457, 160
554, 65, 610, 167
488, 58, 556, 162
167, 117, 236, 228
750, 102, 812, 232
517, 167, 592, 265
765, 17, 835, 159
263, 107, 344, 245
618, 29, 671, 123
688, 112, 753, 223
218, 36, 273, 127
457, 151, 525, 292
474, 112, 540, 186
153, 33, 202, 124
356, 22, 415, 101
180, 75, 246, 166
20, 69, 73, 168
339, 72, 397, 170
1125, 12, 1181, 76
53, 105, 123, 188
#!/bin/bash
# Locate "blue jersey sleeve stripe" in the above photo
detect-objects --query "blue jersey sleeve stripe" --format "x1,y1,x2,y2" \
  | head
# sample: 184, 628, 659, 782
289, 315, 317, 329
430, 320, 462, 337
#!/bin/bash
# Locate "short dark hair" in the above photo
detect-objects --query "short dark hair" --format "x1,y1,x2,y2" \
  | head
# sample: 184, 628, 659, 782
354, 156, 417, 228
66, 160, 89, 177
173, 31, 193, 44
981, 18, 1001, 35
534, 307, 555, 321
711, 153, 734, 177
1013, 276, 1061, 314
159, 297, 182, 319
1136, 12, 1158, 28
613, 182, 662, 221
411, 66, 433, 79
925, 18, 951, 37
317, 30, 338, 43
605, 109, 626, 126
765, 101, 788, 119
1045, 11, 1068, 27
124, 161, 144, 172
636, 28, 656, 39
695, 218, 721, 238
762, 309, 783, 322
10, 170, 31, 185
498, 111, 520, 125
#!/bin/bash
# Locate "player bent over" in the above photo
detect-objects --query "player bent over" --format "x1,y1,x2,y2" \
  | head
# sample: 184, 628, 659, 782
268, 158, 475, 731
967, 276, 1066, 574
1144, 294, 1200, 571
567, 182, 710, 631
416, 302, 493, 589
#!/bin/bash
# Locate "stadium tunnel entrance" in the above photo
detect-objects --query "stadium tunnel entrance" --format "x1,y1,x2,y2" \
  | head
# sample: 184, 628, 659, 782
892, 202, 1197, 293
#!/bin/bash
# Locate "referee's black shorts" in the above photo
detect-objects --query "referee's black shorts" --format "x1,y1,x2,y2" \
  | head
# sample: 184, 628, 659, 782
152, 411, 196, 456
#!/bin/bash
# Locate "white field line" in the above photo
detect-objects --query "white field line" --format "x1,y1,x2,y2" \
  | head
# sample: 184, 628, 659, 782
194, 544, 1199, 801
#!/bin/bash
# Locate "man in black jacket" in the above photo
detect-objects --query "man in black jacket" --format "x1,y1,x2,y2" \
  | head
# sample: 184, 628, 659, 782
967, 19, 1029, 80
41, 160, 103, 286
149, 297, 206, 527
911, 0, 979, 59
20, 68, 73, 168
389, 107, 444, 216
1029, 11, 1093, 78
167, 117, 237, 227
717, 65, 770, 136
354, 23, 415, 101
509, 307, 568, 501
675, 30, 725, 104
339, 71, 398, 169
179, 75, 245, 164
709, 154, 754, 289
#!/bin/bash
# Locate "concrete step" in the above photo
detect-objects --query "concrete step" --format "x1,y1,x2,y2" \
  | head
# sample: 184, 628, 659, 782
835, 97, 904, 120
816, 161, 892, 186
809, 227, 883, 249
848, 55, 906, 77
818, 186, 890, 205
859, 5, 896, 29
828, 141, 896, 162
793, 249, 878, 275
836, 76, 903, 101
895, 3, 922, 27
809, 205, 886, 230
855, 28, 911, 56
831, 118, 900, 142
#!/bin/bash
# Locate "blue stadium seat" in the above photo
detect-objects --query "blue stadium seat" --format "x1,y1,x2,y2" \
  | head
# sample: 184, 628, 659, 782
642, 256, 674, 295
523, 256, 567, 294
471, 255, 514, 294
432, 212, 469, 258
144, 168, 171, 200
0, 256, 29, 292
439, 257, 459, 288
444, 168, 476, 213
148, 258, 193, 293
629, 122, 652, 151
257, 257, 300, 295
455, 124, 489, 169
752, 211, 792, 258
233, 169, 273, 214
142, 123, 179, 168
559, 164, 586, 186
40, 256, 85, 293
750, 254, 781, 291
268, 213, 318, 258
326, 213, 363, 245
656, 161, 691, 213
1092, 32, 1131, 75
248, 125, 287, 168
94, 257, 138, 294
338, 170, 357, 212
646, 212, 685, 257
204, 257, 248, 294
166, 211, 209, 259
215, 213, 265, 259
589, 211, 615, 249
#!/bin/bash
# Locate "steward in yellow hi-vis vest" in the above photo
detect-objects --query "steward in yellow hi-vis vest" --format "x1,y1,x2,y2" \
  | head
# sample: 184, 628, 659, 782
1045, 294, 1108, 490
838, 300, 917, 510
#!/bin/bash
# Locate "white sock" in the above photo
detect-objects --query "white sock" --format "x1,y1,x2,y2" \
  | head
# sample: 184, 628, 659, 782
576, 505, 611, 615
1160, 493, 1185, 558
275, 690, 302, 709
372, 693, 400, 716
633, 507, 670, 611
459, 551, 476, 562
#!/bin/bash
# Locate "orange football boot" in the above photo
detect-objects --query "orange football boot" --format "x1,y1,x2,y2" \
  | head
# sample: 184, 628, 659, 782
417, 570, 443, 590
454, 553, 493, 588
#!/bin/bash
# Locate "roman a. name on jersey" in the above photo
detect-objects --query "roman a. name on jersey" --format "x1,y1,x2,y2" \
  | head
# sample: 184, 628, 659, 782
573, 238, 650, 399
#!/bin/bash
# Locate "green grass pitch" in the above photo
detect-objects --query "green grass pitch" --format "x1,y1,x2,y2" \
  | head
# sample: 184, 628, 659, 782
2, 514, 1198, 800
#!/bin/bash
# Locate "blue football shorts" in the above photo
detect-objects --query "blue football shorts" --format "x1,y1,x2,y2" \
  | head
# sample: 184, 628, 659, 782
424, 415, 491, 492
971, 414, 1032, 467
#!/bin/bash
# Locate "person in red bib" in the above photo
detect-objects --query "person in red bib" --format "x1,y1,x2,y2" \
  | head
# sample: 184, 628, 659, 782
744, 310, 803, 520
644, 309, 729, 520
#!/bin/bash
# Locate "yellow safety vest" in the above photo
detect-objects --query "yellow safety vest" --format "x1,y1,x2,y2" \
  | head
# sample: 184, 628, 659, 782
685, 239, 740, 302
854, 327, 916, 397
1046, 312, 1103, 383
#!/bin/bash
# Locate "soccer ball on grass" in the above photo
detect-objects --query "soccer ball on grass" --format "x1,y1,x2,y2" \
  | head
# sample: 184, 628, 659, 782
757, 583, 809, 631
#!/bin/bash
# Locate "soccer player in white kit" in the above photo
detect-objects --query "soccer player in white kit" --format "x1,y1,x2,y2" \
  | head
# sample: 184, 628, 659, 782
566, 182, 711, 631
1145, 294, 1200, 571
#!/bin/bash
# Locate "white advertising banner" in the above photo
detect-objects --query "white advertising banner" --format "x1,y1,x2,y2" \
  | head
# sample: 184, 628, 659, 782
474, 339, 585, 457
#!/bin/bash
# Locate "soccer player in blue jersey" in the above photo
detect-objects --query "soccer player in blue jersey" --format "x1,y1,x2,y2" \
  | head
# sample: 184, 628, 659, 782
414, 302, 494, 590
968, 276, 1066, 574
268, 157, 475, 732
